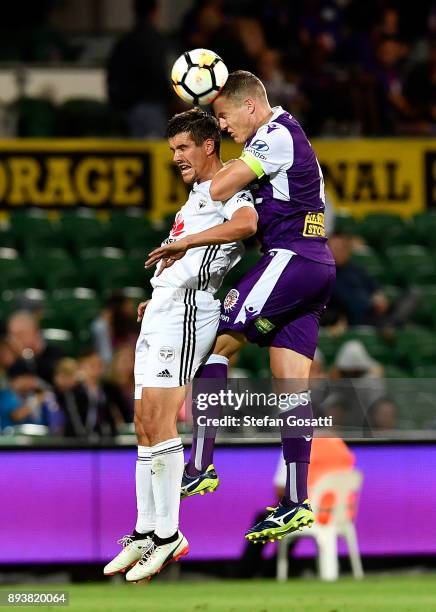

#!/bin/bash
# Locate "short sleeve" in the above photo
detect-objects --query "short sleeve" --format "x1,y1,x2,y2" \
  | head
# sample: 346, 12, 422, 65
222, 190, 256, 221
240, 123, 294, 177
0, 389, 20, 417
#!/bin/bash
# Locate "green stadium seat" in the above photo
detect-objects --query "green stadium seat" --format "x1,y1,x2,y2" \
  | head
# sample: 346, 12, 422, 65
0, 248, 33, 291
237, 344, 269, 376
383, 364, 409, 378
317, 330, 342, 365
412, 286, 436, 328
223, 248, 262, 288
40, 308, 71, 331
0, 289, 45, 326
411, 212, 436, 249
0, 226, 16, 248
41, 328, 75, 355
12, 97, 58, 137
386, 245, 435, 286
77, 247, 136, 293
350, 247, 388, 284
382, 285, 401, 304
359, 213, 407, 249
394, 327, 436, 370
10, 210, 63, 249
334, 213, 358, 236
61, 210, 113, 253
48, 288, 101, 331
413, 365, 436, 378
120, 222, 168, 252
128, 249, 159, 289
57, 98, 124, 137
44, 268, 83, 292
109, 211, 159, 250
340, 326, 393, 364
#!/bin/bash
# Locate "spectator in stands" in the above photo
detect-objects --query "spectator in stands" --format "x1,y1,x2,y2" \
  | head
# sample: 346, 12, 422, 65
107, 346, 135, 422
181, 0, 224, 50
7, 311, 63, 384
107, 0, 170, 137
53, 357, 86, 438
328, 232, 418, 329
257, 48, 306, 114
3, 360, 62, 433
366, 397, 398, 433
91, 293, 138, 366
371, 36, 413, 133
328, 232, 390, 326
0, 336, 17, 387
404, 38, 436, 134
329, 340, 386, 425
0, 385, 23, 432
73, 349, 130, 437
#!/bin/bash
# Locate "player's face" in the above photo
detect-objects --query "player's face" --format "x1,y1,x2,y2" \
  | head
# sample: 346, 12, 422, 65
213, 95, 252, 143
169, 132, 208, 184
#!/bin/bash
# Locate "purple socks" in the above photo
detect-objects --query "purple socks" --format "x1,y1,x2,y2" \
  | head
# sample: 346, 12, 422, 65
280, 396, 313, 507
186, 355, 228, 477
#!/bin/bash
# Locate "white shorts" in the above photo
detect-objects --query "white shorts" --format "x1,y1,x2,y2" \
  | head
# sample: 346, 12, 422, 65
134, 287, 220, 395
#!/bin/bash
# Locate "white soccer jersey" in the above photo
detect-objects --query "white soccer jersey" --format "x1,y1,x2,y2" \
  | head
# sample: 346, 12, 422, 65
150, 180, 255, 294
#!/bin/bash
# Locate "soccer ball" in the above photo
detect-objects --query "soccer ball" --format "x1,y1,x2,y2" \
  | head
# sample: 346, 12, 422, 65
171, 48, 228, 106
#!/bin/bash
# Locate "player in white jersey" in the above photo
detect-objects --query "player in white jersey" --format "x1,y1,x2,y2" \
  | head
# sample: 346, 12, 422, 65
103, 108, 257, 582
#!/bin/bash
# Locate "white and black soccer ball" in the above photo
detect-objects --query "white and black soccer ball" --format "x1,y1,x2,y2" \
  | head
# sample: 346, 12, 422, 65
171, 48, 229, 106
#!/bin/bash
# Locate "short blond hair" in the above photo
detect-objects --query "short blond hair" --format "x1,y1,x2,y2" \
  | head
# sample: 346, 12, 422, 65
219, 70, 267, 103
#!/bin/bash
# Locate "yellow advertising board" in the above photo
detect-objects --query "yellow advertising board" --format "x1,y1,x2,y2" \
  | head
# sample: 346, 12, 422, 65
219, 139, 435, 219
0, 138, 434, 220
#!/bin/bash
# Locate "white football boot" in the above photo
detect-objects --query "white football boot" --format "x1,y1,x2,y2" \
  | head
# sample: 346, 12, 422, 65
103, 533, 153, 576
125, 532, 189, 582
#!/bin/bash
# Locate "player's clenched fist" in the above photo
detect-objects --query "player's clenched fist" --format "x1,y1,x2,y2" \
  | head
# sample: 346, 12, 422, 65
137, 300, 150, 322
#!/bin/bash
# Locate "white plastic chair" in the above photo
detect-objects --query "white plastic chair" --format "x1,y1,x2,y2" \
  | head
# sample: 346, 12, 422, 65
276, 469, 364, 582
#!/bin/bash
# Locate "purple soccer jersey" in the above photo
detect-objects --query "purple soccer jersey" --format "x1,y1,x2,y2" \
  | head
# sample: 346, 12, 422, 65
240, 106, 335, 265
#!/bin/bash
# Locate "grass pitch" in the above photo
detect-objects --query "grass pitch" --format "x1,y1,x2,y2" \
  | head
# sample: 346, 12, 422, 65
2, 575, 436, 611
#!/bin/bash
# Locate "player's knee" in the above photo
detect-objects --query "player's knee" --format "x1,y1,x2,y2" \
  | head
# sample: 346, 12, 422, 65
214, 332, 245, 359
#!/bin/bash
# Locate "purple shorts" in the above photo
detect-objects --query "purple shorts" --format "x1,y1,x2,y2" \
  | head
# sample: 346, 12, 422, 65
218, 249, 336, 359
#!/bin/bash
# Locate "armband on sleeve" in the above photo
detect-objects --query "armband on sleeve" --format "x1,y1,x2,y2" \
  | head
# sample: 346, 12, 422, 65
239, 151, 265, 179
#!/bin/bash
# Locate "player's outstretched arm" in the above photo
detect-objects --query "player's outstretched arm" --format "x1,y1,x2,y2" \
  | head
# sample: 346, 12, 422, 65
144, 207, 257, 275
210, 159, 257, 201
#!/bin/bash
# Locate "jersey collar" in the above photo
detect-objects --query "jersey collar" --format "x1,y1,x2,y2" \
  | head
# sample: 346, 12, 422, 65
245, 106, 286, 146
192, 179, 212, 193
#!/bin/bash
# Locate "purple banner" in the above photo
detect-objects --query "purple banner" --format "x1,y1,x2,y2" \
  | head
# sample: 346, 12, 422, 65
0, 445, 435, 563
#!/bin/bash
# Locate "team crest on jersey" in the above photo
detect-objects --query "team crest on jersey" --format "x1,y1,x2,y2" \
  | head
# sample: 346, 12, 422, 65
171, 212, 185, 237
158, 346, 176, 363
224, 289, 239, 312
196, 198, 207, 212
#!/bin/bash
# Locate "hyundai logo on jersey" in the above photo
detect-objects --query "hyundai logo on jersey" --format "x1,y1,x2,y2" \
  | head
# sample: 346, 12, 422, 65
250, 139, 269, 151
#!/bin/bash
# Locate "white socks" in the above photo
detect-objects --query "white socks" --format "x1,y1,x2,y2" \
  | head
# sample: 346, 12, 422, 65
135, 446, 156, 534
151, 437, 184, 539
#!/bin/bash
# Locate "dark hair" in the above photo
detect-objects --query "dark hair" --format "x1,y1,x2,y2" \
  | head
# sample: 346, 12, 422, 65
78, 347, 99, 361
219, 70, 266, 102
166, 108, 221, 156
134, 0, 157, 21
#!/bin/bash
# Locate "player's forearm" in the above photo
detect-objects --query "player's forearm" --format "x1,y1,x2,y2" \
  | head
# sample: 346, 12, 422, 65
210, 160, 256, 201
210, 165, 241, 201
184, 213, 256, 248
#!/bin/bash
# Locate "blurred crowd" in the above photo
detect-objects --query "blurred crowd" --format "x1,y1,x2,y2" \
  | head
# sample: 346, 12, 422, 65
107, 0, 436, 137
0, 294, 137, 437
0, 238, 414, 438
0, 0, 434, 137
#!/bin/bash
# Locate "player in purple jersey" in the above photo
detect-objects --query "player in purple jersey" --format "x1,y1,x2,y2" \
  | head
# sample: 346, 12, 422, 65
146, 71, 336, 543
